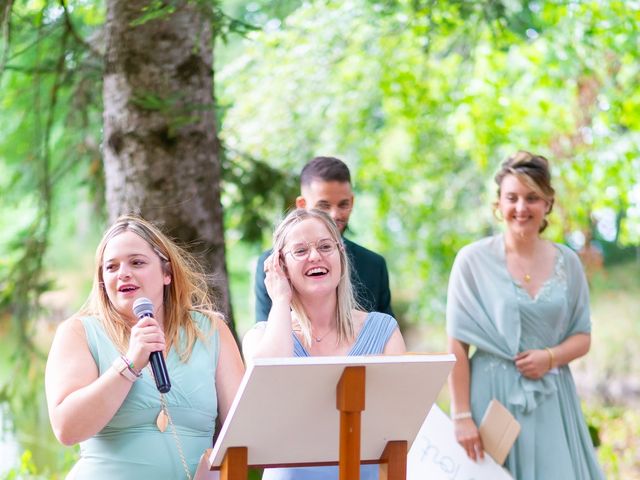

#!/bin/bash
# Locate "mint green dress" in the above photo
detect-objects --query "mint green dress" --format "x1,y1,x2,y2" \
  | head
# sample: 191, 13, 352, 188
446, 235, 604, 480
68, 312, 219, 479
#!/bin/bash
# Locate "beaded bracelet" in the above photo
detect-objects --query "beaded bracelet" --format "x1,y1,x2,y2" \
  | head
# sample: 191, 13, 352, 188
112, 356, 139, 382
451, 411, 473, 420
121, 355, 142, 378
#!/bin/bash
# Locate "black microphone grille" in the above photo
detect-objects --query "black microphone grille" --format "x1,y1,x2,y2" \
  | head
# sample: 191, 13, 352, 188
133, 297, 154, 318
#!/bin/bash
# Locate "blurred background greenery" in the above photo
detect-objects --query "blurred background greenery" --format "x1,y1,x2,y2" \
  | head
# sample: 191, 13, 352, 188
1, 0, 639, 478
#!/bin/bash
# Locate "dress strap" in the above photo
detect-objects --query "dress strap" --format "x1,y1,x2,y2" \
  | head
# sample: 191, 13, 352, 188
349, 312, 398, 356
291, 312, 399, 357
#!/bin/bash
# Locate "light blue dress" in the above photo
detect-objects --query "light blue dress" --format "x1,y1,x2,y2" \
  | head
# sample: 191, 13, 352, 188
262, 312, 399, 480
68, 312, 219, 479
446, 235, 604, 480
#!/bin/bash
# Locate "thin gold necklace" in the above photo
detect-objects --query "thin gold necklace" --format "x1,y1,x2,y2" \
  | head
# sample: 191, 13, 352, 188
507, 246, 535, 284
311, 317, 337, 343
512, 256, 533, 283
146, 366, 192, 480
312, 327, 334, 342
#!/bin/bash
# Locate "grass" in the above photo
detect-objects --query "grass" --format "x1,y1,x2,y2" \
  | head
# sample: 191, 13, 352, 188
578, 261, 640, 478
573, 261, 640, 406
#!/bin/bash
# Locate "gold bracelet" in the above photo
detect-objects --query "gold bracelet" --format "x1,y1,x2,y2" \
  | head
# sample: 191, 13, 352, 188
545, 347, 555, 370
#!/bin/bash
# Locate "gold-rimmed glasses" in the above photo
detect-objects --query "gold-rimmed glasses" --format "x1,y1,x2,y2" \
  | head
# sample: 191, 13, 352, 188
282, 239, 339, 261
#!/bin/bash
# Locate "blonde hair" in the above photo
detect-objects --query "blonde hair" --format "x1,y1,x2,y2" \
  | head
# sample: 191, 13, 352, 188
272, 209, 358, 347
80, 214, 220, 361
494, 151, 555, 233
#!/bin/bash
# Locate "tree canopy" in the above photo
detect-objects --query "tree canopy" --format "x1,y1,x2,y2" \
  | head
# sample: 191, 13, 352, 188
218, 0, 640, 320
1, 0, 639, 333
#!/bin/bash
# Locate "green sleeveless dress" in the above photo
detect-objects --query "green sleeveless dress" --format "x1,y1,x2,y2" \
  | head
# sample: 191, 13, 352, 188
68, 312, 219, 479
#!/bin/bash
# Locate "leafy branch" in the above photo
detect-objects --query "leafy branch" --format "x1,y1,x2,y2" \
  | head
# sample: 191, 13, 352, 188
0, 0, 14, 75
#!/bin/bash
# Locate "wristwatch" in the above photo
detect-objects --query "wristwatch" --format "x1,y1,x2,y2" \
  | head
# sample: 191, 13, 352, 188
112, 356, 141, 382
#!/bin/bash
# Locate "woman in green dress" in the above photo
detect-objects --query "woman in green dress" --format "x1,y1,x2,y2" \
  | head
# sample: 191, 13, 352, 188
45, 215, 244, 479
446, 152, 603, 479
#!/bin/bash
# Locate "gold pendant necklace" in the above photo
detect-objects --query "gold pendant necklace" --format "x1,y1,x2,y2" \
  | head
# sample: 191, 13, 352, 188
507, 250, 533, 284
145, 365, 192, 479
147, 366, 169, 432
156, 403, 169, 432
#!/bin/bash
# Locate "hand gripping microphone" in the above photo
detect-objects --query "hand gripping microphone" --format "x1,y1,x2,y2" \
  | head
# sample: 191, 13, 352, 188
132, 297, 171, 393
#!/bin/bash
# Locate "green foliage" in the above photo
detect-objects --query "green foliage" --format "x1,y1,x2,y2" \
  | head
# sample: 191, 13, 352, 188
1, 447, 77, 479
0, 0, 288, 348
222, 148, 300, 244
584, 404, 640, 479
3, 450, 38, 479
129, 0, 178, 26
0, 0, 105, 346
127, 0, 260, 40
218, 0, 640, 323
0, 333, 76, 479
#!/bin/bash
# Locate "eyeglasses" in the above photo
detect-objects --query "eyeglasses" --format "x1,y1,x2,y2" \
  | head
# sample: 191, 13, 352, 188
282, 239, 339, 261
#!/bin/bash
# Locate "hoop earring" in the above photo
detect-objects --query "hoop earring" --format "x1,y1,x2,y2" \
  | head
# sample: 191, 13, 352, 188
539, 218, 549, 233
493, 208, 504, 222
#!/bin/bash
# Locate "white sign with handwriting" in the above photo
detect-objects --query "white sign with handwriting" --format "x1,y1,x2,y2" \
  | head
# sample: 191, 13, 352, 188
407, 405, 513, 480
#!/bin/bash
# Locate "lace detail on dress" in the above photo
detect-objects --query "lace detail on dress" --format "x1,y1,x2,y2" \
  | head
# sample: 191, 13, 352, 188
473, 350, 513, 374
515, 247, 567, 303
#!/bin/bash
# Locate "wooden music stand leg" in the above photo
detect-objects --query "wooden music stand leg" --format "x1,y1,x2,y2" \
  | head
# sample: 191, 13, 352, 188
378, 441, 407, 480
336, 366, 366, 480
220, 447, 248, 480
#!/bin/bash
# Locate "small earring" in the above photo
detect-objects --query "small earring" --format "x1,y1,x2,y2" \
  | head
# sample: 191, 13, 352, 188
493, 209, 504, 222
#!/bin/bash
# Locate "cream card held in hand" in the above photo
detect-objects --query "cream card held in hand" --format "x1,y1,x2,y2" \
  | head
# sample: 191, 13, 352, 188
479, 399, 521, 465
407, 405, 513, 480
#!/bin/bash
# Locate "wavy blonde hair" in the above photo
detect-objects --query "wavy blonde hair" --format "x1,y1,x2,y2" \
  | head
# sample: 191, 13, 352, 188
80, 214, 221, 361
272, 208, 359, 347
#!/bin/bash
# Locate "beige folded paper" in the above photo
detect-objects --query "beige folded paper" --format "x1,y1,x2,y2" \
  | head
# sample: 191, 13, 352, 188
479, 399, 521, 465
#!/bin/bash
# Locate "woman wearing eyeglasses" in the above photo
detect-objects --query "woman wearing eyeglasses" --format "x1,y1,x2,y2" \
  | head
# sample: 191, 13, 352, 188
242, 208, 406, 480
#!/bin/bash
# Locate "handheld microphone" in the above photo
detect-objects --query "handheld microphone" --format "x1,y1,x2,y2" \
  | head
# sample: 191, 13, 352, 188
132, 297, 171, 393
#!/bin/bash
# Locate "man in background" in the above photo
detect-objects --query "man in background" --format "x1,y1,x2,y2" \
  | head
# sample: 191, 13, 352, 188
254, 156, 393, 322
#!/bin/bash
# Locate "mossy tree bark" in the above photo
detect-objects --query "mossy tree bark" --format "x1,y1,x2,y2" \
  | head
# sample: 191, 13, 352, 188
102, 0, 235, 334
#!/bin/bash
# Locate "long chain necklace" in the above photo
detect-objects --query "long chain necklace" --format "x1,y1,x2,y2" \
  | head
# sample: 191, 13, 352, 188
147, 366, 192, 480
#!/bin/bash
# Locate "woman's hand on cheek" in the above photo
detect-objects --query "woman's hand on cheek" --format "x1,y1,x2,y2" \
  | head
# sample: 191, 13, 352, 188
264, 252, 292, 304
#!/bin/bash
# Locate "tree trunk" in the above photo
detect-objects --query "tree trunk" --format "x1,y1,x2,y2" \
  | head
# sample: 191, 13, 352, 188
102, 0, 235, 336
